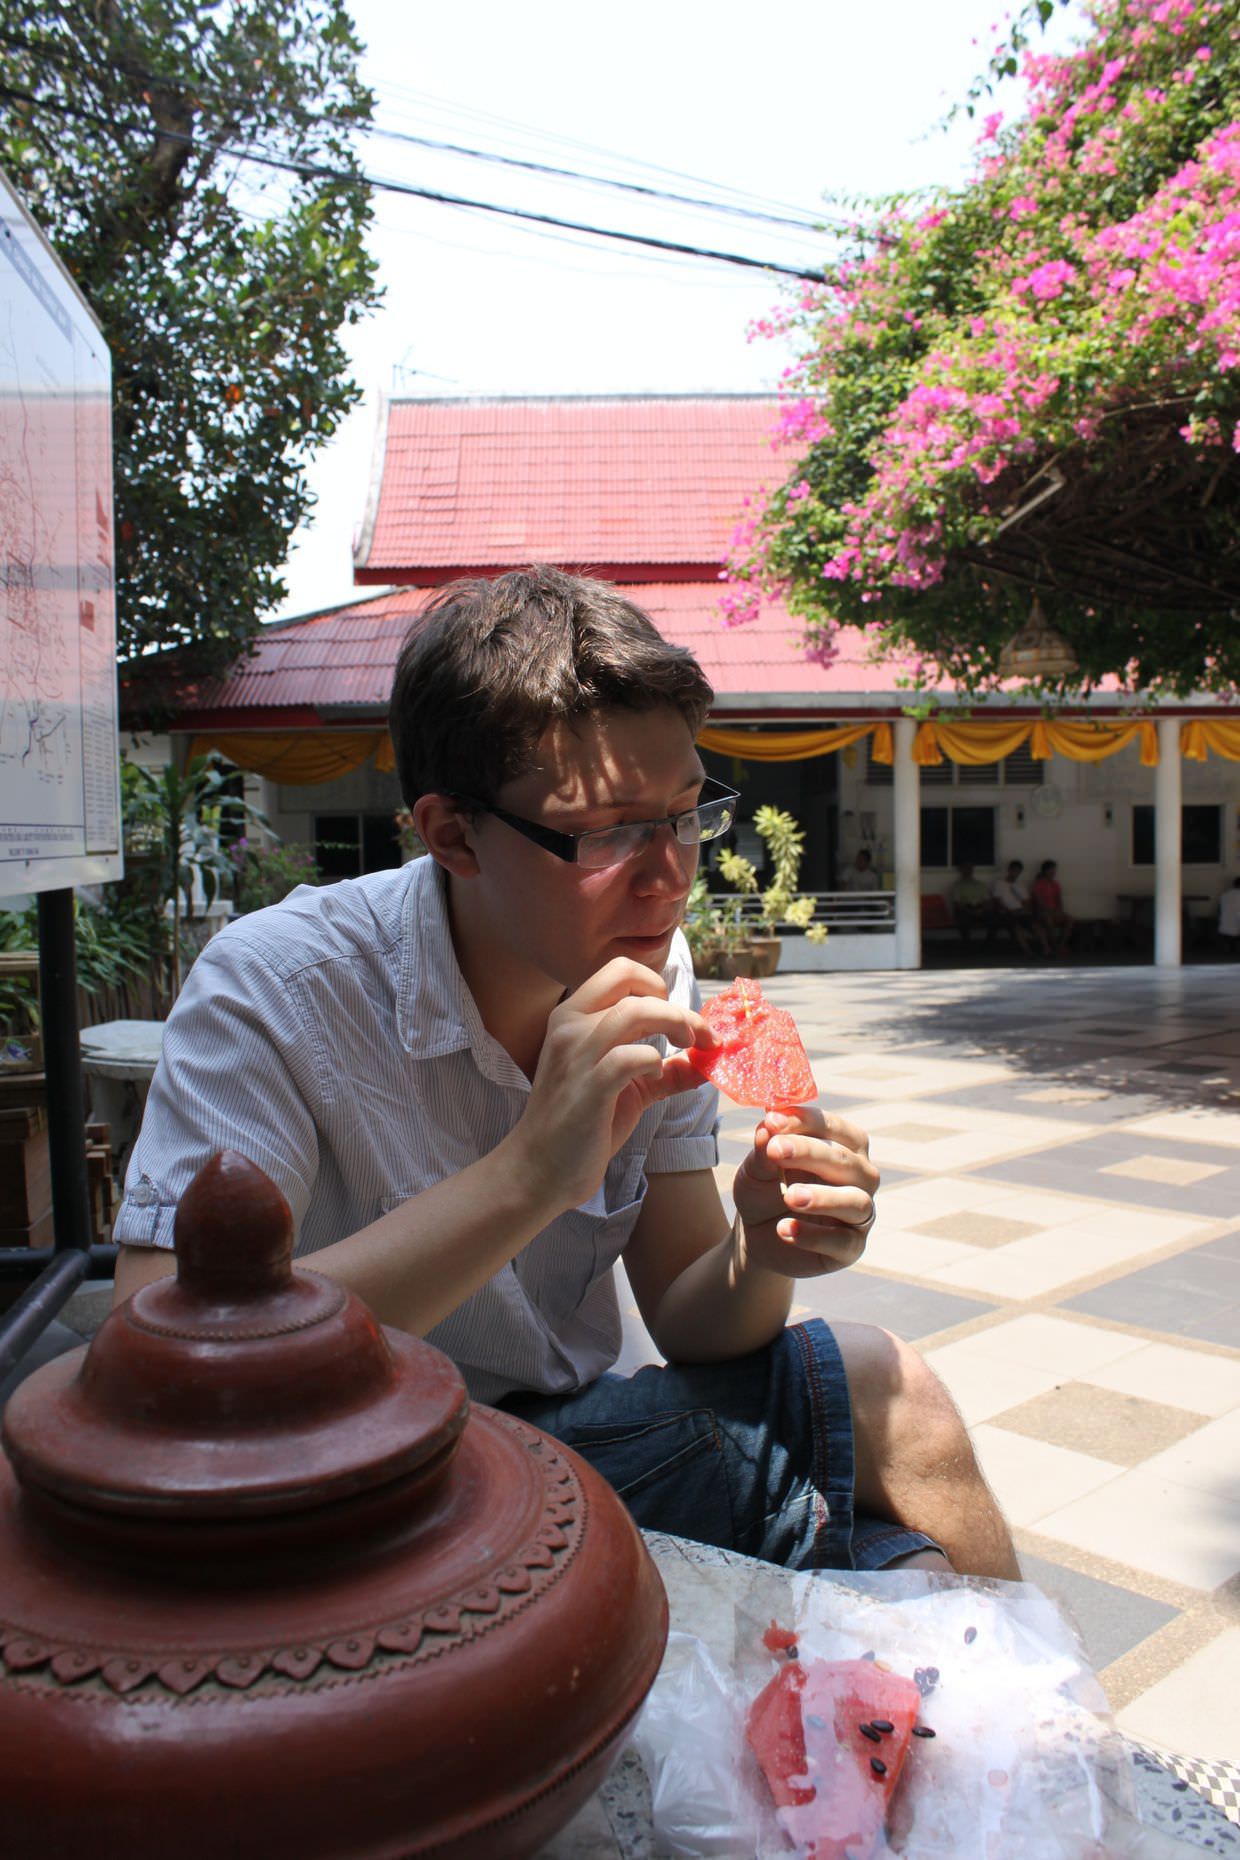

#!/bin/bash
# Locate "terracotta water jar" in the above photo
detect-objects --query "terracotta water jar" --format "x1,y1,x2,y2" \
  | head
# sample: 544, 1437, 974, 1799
0, 1150, 668, 1857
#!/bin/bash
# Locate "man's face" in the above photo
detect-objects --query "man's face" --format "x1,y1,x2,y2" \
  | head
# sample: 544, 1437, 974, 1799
462, 705, 705, 991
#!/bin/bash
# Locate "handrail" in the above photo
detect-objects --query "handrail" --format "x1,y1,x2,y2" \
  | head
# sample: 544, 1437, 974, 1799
704, 889, 896, 930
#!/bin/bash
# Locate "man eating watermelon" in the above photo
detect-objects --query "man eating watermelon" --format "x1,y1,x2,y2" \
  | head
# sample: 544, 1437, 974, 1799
111, 567, 1018, 1583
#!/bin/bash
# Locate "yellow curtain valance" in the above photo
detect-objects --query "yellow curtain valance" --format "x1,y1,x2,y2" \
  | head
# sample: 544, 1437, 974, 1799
1182, 719, 1240, 761
187, 731, 391, 785
697, 722, 892, 762
912, 718, 1160, 766
188, 717, 1237, 785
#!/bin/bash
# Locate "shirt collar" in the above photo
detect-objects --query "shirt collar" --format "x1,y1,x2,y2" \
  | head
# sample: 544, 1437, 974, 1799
395, 857, 527, 1088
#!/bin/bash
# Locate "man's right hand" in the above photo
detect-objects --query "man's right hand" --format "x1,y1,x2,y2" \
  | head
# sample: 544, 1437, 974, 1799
507, 958, 713, 1213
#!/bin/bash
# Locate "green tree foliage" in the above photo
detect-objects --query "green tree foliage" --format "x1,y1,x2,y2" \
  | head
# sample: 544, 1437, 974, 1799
0, 0, 381, 674
729, 0, 1240, 698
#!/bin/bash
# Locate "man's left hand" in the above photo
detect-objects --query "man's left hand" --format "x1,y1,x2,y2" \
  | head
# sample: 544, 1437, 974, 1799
732, 1107, 878, 1278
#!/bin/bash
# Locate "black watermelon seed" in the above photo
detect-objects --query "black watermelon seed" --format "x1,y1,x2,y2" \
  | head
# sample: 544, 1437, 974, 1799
862, 1649, 876, 1661
925, 1666, 940, 1682
870, 1756, 887, 1777
912, 1725, 937, 1738
964, 1626, 978, 1645
859, 1723, 881, 1743
870, 1719, 894, 1733
786, 1646, 799, 1661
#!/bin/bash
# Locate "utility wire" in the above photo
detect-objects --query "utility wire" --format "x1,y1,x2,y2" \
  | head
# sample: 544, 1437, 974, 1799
0, 28, 838, 237
0, 83, 828, 282
371, 75, 833, 223
354, 123, 831, 235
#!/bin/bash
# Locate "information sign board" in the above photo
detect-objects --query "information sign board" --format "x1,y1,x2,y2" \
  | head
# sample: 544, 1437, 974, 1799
0, 168, 121, 900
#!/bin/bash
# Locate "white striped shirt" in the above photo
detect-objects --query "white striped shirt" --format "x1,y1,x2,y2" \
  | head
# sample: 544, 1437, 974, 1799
116, 856, 719, 1402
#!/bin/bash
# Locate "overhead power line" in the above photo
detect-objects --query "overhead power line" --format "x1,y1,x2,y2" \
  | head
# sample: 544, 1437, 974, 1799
370, 75, 833, 223
0, 84, 829, 282
355, 123, 830, 236
0, 28, 838, 239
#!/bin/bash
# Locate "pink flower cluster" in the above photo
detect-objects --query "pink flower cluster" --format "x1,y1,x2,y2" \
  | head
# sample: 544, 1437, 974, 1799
722, 0, 1240, 626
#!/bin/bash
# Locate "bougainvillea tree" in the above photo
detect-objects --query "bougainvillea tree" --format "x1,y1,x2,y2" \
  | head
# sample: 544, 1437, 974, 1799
727, 0, 1240, 697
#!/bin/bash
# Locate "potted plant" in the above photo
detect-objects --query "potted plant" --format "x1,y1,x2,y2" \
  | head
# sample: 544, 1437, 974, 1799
690, 806, 827, 979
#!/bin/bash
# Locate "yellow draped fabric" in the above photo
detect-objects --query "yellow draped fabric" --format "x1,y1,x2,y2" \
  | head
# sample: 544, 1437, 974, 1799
1182, 719, 1240, 761
912, 721, 1031, 765
1039, 720, 1160, 766
912, 718, 1161, 766
696, 722, 881, 762
187, 717, 1236, 784
187, 731, 388, 784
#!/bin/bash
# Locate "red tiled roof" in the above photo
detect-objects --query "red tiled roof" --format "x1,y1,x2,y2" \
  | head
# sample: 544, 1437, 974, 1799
642, 584, 917, 699
354, 395, 791, 581
166, 599, 424, 714
146, 585, 920, 727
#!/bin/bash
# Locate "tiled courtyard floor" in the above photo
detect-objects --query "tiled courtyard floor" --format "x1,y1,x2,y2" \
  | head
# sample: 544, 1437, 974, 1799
615, 962, 1240, 1767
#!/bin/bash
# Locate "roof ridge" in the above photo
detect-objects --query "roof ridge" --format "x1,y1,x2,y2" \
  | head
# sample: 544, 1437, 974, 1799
386, 391, 780, 407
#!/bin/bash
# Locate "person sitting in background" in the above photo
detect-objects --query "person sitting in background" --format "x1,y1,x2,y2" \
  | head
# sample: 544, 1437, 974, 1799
990, 859, 1046, 956
841, 849, 879, 892
950, 863, 991, 944
1219, 876, 1240, 957
1032, 859, 1073, 957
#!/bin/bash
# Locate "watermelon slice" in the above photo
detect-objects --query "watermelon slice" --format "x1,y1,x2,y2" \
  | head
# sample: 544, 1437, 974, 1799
747, 1655, 923, 1860
686, 978, 816, 1109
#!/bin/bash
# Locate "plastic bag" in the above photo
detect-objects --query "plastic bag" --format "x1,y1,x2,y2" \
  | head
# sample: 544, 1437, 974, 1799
630, 1631, 762, 1856
633, 1560, 1146, 1859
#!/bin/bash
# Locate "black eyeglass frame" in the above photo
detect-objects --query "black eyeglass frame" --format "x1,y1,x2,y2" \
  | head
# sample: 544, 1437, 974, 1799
450, 777, 741, 868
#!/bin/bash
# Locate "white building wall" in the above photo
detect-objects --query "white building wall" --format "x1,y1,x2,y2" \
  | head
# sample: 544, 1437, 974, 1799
838, 738, 1240, 925
264, 763, 404, 847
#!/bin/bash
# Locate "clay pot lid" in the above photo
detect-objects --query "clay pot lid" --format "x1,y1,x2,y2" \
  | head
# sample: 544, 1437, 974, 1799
2, 1150, 468, 1519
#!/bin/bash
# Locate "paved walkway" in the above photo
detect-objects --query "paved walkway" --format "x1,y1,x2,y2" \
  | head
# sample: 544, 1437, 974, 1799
615, 962, 1240, 1767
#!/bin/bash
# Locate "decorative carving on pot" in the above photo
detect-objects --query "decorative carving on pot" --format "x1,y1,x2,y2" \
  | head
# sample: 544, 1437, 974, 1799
0, 1151, 668, 1857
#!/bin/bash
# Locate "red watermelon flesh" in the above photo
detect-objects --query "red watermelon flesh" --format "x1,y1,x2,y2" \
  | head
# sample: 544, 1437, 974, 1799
747, 1656, 922, 1860
686, 978, 816, 1108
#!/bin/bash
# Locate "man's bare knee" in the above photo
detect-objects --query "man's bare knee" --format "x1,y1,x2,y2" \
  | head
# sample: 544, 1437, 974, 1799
834, 1322, 965, 1462
832, 1319, 1021, 1581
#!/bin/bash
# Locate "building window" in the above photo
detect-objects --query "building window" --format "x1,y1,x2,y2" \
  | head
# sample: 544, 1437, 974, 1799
313, 813, 402, 879
957, 759, 1003, 787
921, 806, 996, 868
1131, 804, 1222, 867
864, 741, 1046, 788
1003, 743, 1048, 786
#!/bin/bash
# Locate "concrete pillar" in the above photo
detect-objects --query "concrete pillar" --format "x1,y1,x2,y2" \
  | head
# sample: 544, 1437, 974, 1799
893, 717, 921, 969
1155, 717, 1182, 968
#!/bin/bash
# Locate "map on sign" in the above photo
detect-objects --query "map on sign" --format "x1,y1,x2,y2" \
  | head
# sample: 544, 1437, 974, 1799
0, 168, 121, 901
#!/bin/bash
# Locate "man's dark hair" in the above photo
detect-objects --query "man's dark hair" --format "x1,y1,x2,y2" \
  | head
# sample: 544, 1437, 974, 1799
389, 566, 714, 804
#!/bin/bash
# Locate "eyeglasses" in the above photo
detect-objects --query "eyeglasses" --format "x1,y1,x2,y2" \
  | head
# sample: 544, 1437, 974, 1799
452, 777, 740, 870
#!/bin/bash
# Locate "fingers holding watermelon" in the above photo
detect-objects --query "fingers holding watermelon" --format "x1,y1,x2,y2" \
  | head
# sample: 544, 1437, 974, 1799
685, 979, 879, 1280
734, 1106, 879, 1279
515, 959, 718, 1212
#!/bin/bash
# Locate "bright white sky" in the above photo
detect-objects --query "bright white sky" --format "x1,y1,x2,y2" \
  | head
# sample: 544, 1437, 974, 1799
271, 0, 1078, 621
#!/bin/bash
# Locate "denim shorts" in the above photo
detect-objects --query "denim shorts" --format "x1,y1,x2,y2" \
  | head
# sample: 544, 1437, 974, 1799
498, 1318, 939, 1571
